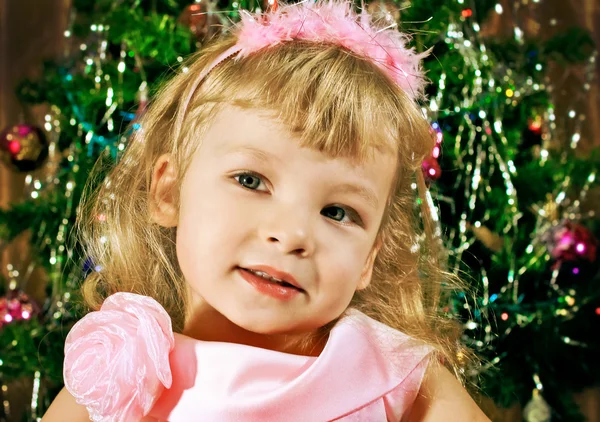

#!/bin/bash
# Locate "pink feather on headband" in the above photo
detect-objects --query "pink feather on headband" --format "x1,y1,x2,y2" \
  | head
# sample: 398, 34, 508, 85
228, 0, 428, 101
176, 0, 428, 135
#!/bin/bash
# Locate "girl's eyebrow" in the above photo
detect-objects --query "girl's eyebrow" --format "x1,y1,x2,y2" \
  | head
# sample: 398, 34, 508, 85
225, 145, 281, 164
334, 182, 379, 211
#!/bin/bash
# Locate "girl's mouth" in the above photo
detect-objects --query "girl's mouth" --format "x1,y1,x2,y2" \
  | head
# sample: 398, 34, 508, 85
238, 265, 303, 290
244, 268, 299, 288
238, 267, 304, 300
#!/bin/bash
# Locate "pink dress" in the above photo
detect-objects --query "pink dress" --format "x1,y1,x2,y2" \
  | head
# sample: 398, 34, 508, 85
63, 293, 432, 422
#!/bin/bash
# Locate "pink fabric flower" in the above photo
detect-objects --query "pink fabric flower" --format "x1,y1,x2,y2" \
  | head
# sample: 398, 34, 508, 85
64, 292, 175, 422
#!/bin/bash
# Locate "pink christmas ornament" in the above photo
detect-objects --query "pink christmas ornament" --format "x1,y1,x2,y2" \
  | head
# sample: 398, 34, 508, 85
0, 290, 39, 329
547, 221, 597, 263
422, 156, 441, 181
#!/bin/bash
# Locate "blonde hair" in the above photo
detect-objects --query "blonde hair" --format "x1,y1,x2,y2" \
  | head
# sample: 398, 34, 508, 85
78, 35, 468, 373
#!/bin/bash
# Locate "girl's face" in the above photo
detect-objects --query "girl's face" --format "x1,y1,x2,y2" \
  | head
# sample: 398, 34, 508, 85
160, 106, 396, 339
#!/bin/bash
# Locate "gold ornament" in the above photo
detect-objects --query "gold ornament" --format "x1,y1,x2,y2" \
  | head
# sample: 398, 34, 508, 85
531, 193, 559, 223
468, 224, 504, 252
523, 389, 552, 422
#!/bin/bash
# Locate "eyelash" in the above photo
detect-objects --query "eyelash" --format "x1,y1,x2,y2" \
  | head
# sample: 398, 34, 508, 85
232, 171, 364, 227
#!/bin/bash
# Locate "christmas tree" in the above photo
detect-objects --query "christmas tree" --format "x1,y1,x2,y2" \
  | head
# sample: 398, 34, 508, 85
0, 0, 597, 420
409, 1, 600, 420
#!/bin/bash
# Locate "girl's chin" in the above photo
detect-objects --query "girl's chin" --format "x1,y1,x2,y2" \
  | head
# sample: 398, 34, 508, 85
229, 321, 327, 356
227, 314, 310, 335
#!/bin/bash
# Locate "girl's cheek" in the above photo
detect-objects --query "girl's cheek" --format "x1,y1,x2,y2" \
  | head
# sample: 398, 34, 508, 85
324, 243, 362, 276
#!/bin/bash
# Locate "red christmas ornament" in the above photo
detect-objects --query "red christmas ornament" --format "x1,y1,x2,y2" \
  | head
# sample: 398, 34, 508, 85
8, 140, 21, 154
0, 290, 40, 329
546, 221, 597, 263
528, 115, 543, 135
0, 124, 49, 172
461, 8, 473, 18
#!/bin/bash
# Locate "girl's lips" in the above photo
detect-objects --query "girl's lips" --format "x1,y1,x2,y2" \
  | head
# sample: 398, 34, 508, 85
238, 268, 303, 301
241, 264, 303, 290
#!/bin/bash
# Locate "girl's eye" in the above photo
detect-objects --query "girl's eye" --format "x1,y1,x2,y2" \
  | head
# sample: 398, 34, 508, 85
234, 172, 264, 190
321, 206, 363, 226
322, 206, 346, 221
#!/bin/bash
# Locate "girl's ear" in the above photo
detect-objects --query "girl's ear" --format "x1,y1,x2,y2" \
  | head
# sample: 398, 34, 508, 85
356, 241, 381, 291
149, 154, 179, 227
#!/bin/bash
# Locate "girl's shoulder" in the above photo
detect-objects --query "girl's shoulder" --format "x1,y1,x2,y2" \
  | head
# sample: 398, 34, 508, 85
408, 364, 491, 421
41, 387, 90, 422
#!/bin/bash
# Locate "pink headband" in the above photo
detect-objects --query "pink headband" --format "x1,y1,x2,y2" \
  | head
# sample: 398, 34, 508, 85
176, 0, 427, 131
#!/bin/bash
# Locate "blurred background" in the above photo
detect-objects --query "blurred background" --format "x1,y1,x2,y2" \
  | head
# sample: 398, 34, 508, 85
0, 0, 599, 420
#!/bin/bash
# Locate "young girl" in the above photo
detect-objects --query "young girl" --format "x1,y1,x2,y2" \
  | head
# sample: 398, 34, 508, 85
43, 1, 490, 420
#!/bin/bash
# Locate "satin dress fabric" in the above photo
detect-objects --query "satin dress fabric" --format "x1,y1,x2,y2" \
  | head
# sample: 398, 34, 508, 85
148, 310, 432, 421
63, 293, 432, 421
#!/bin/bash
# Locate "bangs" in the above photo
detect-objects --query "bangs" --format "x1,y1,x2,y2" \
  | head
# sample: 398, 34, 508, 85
193, 41, 431, 166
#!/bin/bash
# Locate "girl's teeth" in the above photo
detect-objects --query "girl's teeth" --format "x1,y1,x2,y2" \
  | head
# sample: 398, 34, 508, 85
250, 269, 284, 284
245, 269, 300, 290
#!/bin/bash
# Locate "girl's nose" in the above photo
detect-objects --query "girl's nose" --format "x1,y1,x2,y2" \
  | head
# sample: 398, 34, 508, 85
259, 205, 315, 258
